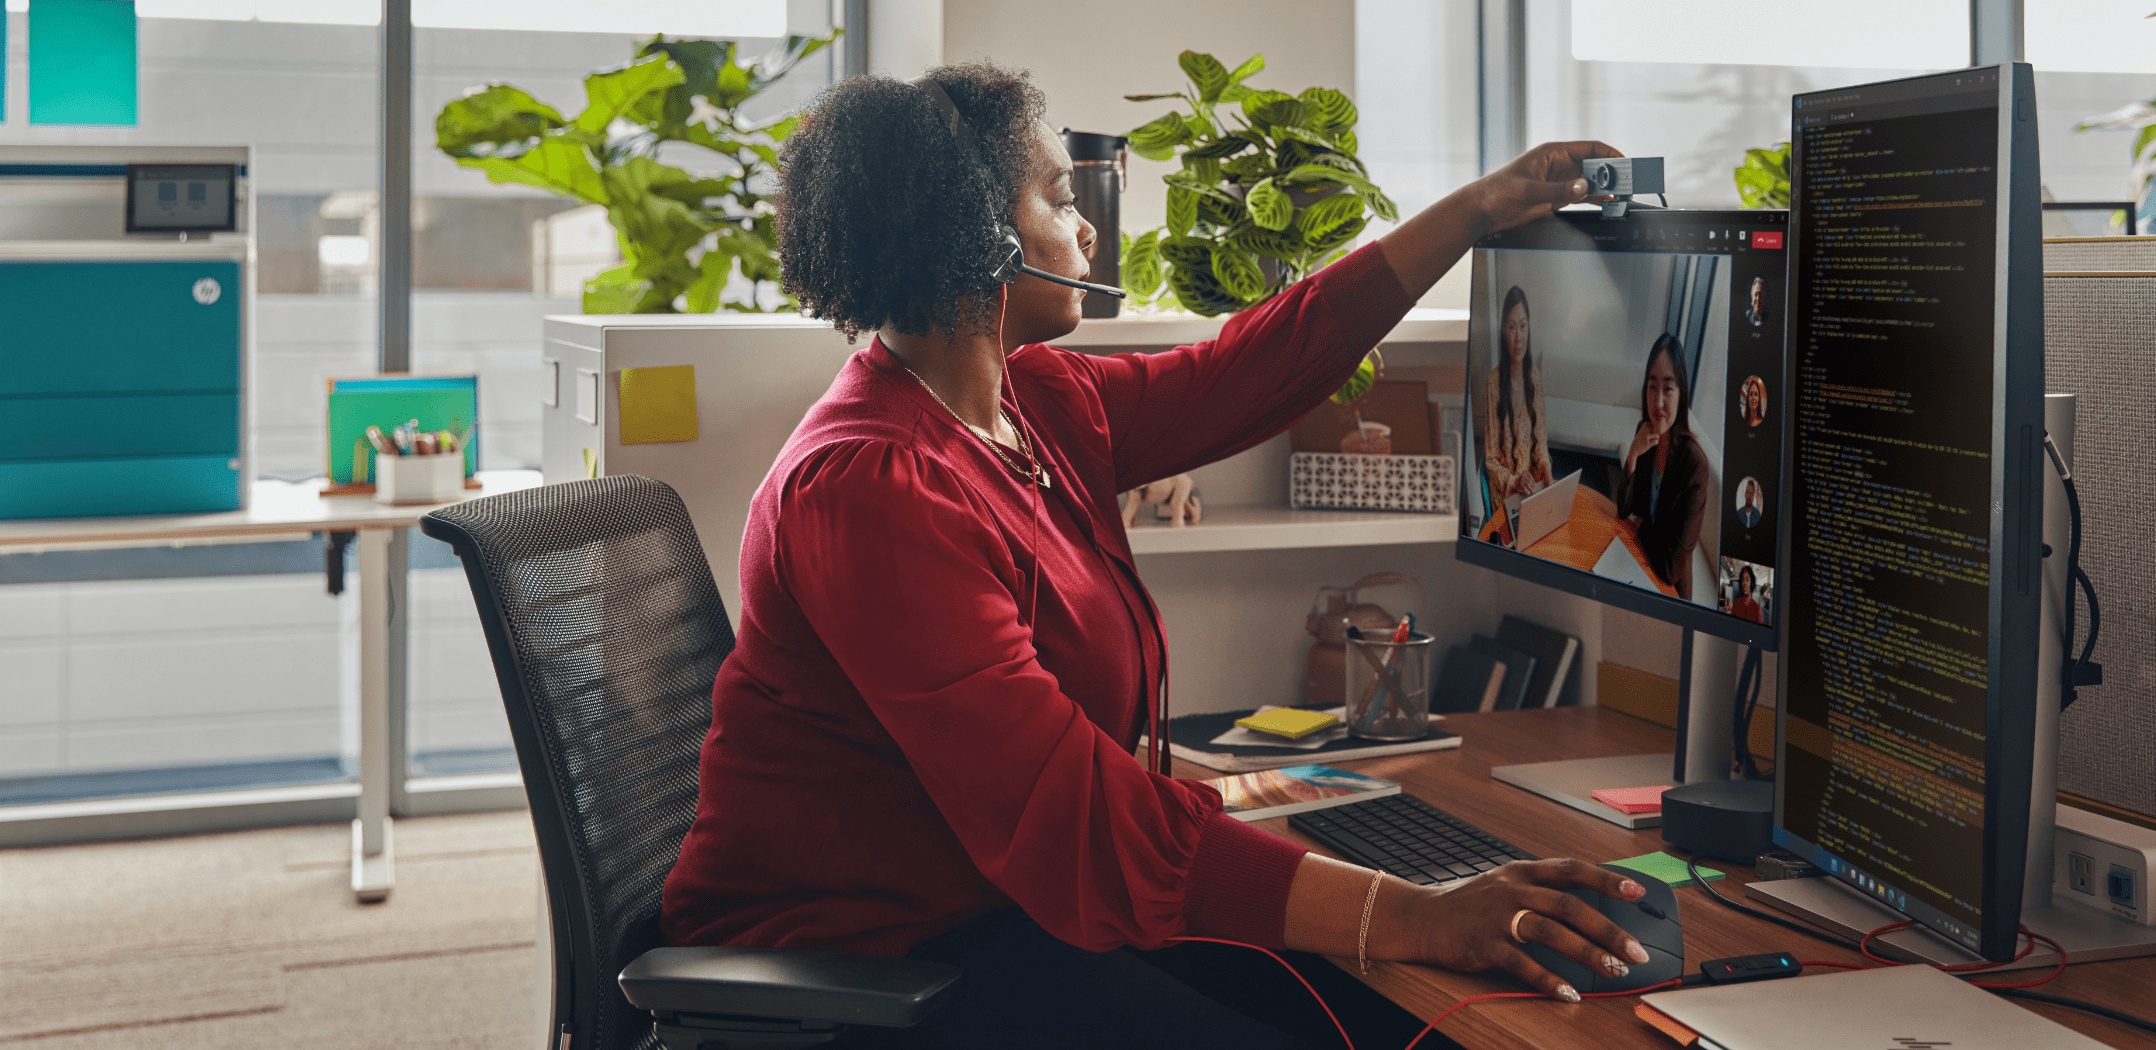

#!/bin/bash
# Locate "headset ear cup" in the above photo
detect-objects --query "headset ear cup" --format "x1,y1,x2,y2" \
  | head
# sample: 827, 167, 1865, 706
989, 224, 1023, 285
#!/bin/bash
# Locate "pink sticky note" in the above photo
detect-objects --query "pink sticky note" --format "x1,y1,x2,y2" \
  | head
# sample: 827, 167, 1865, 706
1591, 786, 1670, 814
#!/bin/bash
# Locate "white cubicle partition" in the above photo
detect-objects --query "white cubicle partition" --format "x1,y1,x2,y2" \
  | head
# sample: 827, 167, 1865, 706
539, 309, 1605, 714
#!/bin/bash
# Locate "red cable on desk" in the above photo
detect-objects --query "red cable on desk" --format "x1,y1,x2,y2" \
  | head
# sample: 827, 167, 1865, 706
1166, 935, 1682, 1050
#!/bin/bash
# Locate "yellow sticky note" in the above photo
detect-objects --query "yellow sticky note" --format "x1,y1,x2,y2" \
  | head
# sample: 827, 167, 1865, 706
617, 365, 699, 445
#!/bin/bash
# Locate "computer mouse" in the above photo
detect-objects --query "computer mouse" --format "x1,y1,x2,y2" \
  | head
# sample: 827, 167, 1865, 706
1520, 863, 1684, 993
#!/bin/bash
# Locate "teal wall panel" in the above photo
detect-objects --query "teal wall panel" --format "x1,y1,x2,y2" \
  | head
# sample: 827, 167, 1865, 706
29, 0, 137, 126
0, 260, 241, 396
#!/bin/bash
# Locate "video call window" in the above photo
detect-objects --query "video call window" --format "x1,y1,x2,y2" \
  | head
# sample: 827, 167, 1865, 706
1461, 213, 1787, 630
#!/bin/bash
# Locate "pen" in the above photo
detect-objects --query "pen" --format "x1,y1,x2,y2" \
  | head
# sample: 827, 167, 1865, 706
364, 425, 398, 457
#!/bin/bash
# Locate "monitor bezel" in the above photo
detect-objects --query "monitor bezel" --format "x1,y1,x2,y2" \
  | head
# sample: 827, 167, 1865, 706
124, 163, 239, 234
1770, 63, 2045, 963
1454, 207, 1789, 652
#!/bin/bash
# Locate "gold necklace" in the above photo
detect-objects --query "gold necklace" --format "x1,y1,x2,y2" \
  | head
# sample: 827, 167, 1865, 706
901, 364, 1052, 489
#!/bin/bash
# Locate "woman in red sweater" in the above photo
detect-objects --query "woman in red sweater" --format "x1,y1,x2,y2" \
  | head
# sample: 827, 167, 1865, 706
662, 63, 1651, 1047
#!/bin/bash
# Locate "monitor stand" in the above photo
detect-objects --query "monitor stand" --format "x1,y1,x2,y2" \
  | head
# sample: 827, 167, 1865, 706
1492, 628, 1740, 828
1746, 875, 2156, 971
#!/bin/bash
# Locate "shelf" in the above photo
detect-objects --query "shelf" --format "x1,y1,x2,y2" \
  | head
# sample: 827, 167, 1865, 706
1123, 505, 1458, 555
543, 307, 1470, 348
1065, 307, 1468, 348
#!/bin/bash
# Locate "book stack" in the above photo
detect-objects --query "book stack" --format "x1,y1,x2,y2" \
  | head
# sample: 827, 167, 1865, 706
1433, 615, 1580, 713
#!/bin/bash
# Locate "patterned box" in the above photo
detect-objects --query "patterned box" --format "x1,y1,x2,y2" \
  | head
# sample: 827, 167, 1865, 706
1289, 452, 1455, 514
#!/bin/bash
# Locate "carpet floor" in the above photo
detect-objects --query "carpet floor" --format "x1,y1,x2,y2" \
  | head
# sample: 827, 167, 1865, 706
0, 811, 543, 1049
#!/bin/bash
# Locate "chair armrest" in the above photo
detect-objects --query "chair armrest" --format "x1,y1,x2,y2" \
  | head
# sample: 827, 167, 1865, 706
619, 946, 960, 1029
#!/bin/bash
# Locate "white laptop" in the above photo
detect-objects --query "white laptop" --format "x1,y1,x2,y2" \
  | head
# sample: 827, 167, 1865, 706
1639, 960, 2109, 1050
1504, 469, 1582, 552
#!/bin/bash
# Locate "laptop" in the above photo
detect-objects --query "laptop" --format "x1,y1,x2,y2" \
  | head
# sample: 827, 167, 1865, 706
1504, 469, 1582, 552
1638, 960, 2109, 1049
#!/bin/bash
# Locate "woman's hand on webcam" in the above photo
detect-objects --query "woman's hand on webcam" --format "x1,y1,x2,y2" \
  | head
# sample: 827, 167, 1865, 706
1374, 140, 1623, 301
1401, 859, 1651, 1002
1471, 141, 1626, 236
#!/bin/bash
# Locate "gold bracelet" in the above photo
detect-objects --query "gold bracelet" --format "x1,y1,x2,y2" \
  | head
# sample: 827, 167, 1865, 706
1358, 869, 1385, 975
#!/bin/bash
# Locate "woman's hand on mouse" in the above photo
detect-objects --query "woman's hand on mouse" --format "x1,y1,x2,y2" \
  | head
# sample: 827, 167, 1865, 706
1395, 858, 1652, 1002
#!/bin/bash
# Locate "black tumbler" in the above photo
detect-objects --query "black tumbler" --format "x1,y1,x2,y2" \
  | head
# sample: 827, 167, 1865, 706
1062, 129, 1127, 318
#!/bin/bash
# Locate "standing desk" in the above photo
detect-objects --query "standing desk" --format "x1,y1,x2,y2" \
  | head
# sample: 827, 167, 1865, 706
0, 470, 542, 903
1187, 708, 2156, 1049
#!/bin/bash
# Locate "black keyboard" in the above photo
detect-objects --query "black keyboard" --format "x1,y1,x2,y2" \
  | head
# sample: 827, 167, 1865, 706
1289, 794, 1536, 887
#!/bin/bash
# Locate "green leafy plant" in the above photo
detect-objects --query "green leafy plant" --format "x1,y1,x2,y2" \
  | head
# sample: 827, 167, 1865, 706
1118, 50, 1396, 324
435, 32, 835, 313
2076, 97, 2156, 230
1733, 142, 1790, 209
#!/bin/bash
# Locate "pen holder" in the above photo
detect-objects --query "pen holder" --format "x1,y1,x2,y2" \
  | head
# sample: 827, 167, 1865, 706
373, 452, 464, 505
1344, 633, 1433, 741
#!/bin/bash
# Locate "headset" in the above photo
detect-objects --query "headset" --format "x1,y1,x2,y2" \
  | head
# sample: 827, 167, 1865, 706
913, 77, 1127, 300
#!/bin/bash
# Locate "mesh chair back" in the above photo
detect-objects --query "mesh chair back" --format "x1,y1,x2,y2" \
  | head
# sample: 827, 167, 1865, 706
420, 476, 733, 1050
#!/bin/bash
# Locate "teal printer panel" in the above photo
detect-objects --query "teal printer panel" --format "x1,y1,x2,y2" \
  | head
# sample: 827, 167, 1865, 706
0, 455, 241, 519
0, 258, 243, 518
0, 392, 238, 462
0, 260, 242, 396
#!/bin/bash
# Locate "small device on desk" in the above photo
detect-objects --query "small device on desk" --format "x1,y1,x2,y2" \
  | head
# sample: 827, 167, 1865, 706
1289, 794, 1535, 887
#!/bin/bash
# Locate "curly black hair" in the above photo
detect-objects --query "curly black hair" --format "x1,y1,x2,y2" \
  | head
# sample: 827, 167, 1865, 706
777, 62, 1048, 339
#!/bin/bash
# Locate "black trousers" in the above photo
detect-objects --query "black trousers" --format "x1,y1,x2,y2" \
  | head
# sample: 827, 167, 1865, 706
846, 909, 1457, 1050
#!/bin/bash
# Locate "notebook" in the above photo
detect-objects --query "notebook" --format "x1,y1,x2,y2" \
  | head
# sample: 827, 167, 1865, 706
1468, 634, 1538, 711
1433, 645, 1505, 714
1207, 765, 1400, 822
1153, 709, 1461, 773
1496, 615, 1581, 708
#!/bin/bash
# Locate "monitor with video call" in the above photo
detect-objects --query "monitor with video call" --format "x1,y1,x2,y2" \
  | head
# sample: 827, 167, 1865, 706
1456, 209, 1787, 649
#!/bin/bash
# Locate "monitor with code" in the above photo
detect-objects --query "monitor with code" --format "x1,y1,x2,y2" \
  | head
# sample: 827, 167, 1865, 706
1772, 64, 2046, 963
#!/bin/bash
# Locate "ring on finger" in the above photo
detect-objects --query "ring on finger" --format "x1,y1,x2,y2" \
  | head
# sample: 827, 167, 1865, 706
1508, 908, 1533, 944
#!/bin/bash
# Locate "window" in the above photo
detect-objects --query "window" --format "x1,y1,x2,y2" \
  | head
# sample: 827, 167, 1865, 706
1526, 0, 1964, 208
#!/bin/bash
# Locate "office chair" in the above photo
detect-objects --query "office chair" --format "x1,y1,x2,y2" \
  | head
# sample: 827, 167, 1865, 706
420, 476, 958, 1050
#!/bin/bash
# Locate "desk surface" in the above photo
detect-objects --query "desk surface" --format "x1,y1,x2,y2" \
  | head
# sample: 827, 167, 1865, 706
1182, 708, 2156, 1049
0, 470, 544, 550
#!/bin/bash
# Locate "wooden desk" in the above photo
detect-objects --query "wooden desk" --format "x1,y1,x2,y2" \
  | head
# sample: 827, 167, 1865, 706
1183, 708, 2156, 1049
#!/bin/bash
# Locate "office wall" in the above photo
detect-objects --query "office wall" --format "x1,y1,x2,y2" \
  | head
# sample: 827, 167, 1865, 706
940, 0, 1357, 238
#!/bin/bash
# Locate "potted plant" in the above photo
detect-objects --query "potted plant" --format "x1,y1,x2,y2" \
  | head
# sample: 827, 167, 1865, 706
434, 32, 835, 314
1118, 51, 1397, 401
1733, 142, 1790, 209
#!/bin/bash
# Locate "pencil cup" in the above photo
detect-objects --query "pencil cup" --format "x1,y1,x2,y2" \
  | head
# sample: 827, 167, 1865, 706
373, 452, 464, 505
1344, 633, 1433, 741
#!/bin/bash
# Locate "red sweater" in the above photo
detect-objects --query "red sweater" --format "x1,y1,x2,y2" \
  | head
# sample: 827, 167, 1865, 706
661, 242, 1417, 957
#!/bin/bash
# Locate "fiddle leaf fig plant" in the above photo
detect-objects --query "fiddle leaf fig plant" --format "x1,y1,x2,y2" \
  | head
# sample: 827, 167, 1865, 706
1119, 50, 1396, 323
436, 31, 835, 314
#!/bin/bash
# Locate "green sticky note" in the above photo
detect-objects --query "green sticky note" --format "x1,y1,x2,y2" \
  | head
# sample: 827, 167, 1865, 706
30, 0, 138, 126
1609, 851, 1724, 888
617, 365, 699, 445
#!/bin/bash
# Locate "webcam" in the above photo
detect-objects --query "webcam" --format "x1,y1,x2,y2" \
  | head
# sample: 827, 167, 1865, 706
1582, 157, 1665, 218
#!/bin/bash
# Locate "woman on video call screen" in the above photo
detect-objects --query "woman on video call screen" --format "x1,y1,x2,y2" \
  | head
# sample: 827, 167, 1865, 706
1480, 286, 1555, 508
1615, 334, 1709, 596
